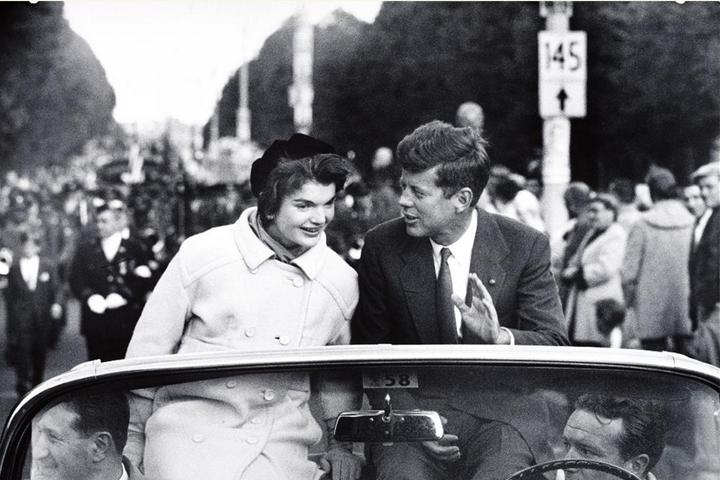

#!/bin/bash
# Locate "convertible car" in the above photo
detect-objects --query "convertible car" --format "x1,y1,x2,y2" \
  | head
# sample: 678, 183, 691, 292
1, 345, 719, 480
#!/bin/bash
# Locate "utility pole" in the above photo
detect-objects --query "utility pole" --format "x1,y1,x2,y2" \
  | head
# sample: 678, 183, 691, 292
288, 4, 313, 134
538, 1, 586, 238
236, 26, 251, 143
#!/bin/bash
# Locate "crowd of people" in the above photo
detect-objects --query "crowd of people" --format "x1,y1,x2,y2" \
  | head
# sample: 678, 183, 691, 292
0, 126, 718, 400
0, 115, 715, 480
551, 162, 719, 361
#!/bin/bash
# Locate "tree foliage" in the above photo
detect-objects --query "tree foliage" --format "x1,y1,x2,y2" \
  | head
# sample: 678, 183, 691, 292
0, 2, 115, 173
212, 2, 720, 186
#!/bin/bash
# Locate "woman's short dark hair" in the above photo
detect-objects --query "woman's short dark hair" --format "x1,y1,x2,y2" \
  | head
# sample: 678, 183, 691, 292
396, 120, 490, 206
257, 154, 351, 224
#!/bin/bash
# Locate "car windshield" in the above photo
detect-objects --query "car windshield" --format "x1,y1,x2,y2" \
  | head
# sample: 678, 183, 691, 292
17, 360, 720, 480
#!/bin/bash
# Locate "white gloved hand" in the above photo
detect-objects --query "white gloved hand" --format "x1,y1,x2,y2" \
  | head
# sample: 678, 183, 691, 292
133, 265, 152, 278
105, 293, 128, 309
87, 294, 107, 314
50, 303, 63, 320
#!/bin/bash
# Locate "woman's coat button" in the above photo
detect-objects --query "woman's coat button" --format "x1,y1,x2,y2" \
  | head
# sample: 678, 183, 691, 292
292, 278, 304, 287
226, 380, 237, 389
278, 335, 290, 345
245, 327, 256, 337
489, 278, 496, 285
192, 434, 205, 443
246, 436, 259, 445
263, 389, 275, 401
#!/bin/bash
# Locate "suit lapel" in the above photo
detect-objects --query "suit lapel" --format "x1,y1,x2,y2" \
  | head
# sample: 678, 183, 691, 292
10, 263, 30, 293
468, 209, 509, 305
399, 236, 439, 343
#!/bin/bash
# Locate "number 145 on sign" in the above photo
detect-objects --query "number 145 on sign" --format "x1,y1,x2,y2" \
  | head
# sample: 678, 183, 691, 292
538, 31, 587, 81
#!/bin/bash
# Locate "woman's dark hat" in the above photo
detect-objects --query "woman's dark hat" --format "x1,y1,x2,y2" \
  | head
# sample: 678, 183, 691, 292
250, 133, 336, 197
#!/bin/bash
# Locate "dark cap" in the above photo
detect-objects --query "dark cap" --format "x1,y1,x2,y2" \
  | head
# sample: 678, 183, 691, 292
250, 133, 336, 198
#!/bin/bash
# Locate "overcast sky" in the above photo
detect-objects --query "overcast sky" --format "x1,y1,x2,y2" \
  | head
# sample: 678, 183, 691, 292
64, 1, 382, 126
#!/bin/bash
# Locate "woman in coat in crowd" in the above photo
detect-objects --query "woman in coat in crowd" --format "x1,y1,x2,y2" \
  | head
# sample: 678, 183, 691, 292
124, 134, 363, 480
561, 193, 627, 346
621, 168, 695, 351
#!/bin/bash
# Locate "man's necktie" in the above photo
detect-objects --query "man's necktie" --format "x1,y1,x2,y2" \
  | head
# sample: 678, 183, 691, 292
437, 247, 458, 344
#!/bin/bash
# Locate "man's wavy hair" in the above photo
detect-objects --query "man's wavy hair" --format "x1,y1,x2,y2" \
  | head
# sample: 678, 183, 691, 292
575, 394, 666, 472
396, 120, 490, 206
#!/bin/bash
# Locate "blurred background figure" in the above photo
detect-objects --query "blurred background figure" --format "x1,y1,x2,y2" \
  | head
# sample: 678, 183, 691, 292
609, 178, 641, 233
561, 193, 627, 347
455, 101, 485, 134
681, 184, 707, 219
68, 197, 153, 362
688, 162, 720, 328
621, 168, 694, 352
552, 182, 594, 308
4, 231, 63, 397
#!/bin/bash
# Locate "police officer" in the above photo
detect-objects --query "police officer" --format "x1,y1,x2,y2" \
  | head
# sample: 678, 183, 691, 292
68, 198, 153, 361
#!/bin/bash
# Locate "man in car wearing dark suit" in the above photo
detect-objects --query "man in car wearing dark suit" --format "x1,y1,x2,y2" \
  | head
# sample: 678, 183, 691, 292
352, 120, 568, 480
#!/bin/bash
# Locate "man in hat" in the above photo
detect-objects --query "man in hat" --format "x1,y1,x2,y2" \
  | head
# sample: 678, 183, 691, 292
688, 161, 719, 327
68, 198, 153, 361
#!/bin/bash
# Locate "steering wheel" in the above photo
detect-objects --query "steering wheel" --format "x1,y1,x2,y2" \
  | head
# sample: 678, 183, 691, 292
504, 459, 644, 480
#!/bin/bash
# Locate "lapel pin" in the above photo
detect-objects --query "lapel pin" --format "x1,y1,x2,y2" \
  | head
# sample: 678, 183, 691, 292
489, 278, 496, 285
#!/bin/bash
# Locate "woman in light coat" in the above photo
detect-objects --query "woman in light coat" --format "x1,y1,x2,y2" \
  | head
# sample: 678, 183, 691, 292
562, 194, 627, 346
622, 168, 695, 351
124, 134, 363, 480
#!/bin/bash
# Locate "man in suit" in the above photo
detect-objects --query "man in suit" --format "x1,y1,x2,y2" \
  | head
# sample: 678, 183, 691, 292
352, 120, 568, 480
69, 199, 153, 362
4, 230, 63, 397
688, 162, 719, 327
31, 389, 145, 480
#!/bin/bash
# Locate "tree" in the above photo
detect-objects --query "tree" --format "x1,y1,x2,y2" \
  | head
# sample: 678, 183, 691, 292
0, 2, 116, 173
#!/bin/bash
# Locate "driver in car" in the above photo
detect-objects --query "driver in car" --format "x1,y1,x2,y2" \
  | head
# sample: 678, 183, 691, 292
561, 394, 666, 480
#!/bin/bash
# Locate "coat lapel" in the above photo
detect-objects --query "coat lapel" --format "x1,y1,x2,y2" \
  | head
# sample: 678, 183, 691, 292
468, 209, 510, 305
399, 236, 439, 343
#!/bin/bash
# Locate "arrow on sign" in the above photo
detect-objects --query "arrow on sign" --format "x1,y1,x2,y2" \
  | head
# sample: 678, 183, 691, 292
557, 88, 568, 112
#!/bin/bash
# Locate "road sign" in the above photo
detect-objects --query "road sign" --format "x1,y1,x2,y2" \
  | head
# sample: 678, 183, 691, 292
538, 31, 587, 118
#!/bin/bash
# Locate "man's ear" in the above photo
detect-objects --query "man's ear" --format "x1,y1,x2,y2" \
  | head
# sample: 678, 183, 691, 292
90, 432, 113, 462
453, 187, 475, 212
624, 454, 650, 476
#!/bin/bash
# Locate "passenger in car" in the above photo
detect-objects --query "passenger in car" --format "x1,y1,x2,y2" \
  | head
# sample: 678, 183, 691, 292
561, 394, 666, 480
30, 389, 144, 480
352, 120, 568, 479
123, 134, 363, 480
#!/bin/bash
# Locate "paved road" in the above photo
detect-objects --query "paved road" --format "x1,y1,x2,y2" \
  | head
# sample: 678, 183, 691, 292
0, 298, 87, 427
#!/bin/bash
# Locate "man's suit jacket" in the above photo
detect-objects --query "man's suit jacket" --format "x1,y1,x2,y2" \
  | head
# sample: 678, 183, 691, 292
352, 208, 568, 346
4, 256, 60, 348
68, 233, 152, 337
689, 208, 720, 326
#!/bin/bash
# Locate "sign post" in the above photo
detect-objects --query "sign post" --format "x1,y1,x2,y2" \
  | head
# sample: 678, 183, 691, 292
538, 1, 586, 239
